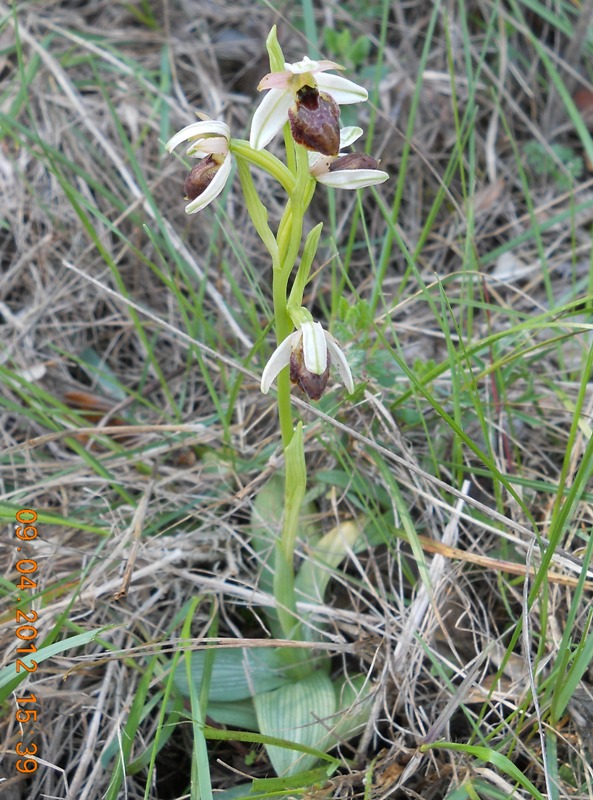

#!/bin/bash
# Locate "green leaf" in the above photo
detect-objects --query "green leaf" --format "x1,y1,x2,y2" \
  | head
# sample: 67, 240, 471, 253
283, 422, 307, 556
181, 599, 213, 800
295, 520, 360, 605
523, 140, 583, 189
205, 699, 259, 731
350, 36, 371, 67
235, 157, 279, 264
553, 613, 593, 719
0, 627, 113, 698
421, 742, 545, 800
173, 647, 292, 702
79, 347, 127, 400
206, 784, 254, 800
250, 471, 321, 638
287, 222, 323, 312
251, 474, 284, 555
250, 474, 284, 636
254, 671, 336, 775
204, 765, 338, 800
330, 674, 374, 742
253, 764, 337, 792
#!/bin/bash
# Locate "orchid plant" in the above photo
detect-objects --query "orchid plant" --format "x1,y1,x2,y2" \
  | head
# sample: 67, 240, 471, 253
167, 28, 388, 778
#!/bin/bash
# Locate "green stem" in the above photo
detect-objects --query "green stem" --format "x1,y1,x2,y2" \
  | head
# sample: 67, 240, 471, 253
284, 146, 315, 269
230, 139, 295, 195
272, 267, 294, 448
272, 146, 316, 449
273, 423, 310, 676
270, 145, 320, 676
236, 122, 318, 674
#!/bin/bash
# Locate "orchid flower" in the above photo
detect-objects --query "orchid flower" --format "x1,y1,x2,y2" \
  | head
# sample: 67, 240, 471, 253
166, 119, 232, 213
261, 320, 354, 400
250, 57, 368, 152
309, 126, 389, 189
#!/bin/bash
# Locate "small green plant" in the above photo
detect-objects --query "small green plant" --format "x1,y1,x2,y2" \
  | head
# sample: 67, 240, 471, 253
523, 141, 583, 190
322, 28, 371, 71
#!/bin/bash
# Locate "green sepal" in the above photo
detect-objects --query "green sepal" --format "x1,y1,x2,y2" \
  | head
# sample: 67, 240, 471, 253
235, 156, 279, 266
266, 25, 285, 73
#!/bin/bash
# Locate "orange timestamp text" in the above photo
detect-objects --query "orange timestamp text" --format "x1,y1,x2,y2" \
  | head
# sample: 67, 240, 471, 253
13, 508, 41, 776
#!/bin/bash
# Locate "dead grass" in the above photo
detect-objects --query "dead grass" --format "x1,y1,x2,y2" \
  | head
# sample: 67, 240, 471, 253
2, 0, 593, 798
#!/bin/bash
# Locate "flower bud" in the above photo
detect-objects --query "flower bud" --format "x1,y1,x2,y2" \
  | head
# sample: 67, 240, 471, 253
329, 152, 381, 171
290, 343, 331, 401
184, 155, 222, 201
288, 85, 340, 156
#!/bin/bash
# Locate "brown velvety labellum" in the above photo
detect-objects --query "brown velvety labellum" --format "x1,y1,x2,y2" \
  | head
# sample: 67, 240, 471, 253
184, 156, 219, 200
288, 86, 340, 156
329, 153, 381, 171
290, 348, 331, 401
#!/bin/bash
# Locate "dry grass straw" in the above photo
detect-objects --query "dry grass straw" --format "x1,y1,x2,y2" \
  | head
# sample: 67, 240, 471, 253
2, 0, 593, 798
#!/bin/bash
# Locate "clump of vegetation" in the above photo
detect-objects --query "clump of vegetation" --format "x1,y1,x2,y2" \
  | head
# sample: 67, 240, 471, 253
523, 141, 584, 190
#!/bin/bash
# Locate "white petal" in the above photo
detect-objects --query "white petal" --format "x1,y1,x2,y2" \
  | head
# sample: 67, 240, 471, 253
166, 120, 230, 152
339, 126, 363, 148
186, 136, 229, 157
250, 88, 293, 150
184, 153, 232, 213
312, 59, 345, 73
287, 57, 344, 75
316, 73, 368, 104
301, 321, 328, 374
287, 56, 319, 74
260, 333, 299, 394
324, 334, 354, 393
316, 168, 389, 189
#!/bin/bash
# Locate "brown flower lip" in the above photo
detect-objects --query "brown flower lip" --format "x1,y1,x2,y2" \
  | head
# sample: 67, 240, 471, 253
290, 347, 331, 401
184, 156, 221, 201
329, 153, 381, 172
288, 85, 341, 156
